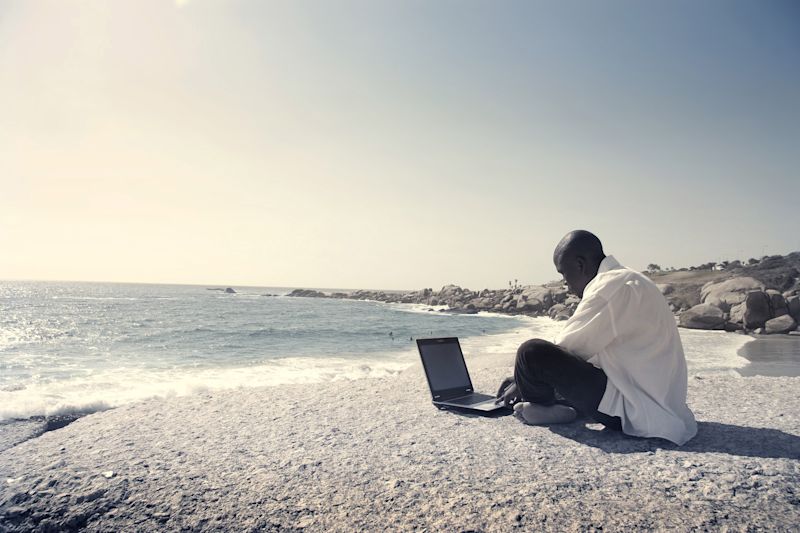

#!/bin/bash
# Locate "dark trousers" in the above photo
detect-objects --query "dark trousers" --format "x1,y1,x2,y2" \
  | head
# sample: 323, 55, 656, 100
514, 338, 622, 430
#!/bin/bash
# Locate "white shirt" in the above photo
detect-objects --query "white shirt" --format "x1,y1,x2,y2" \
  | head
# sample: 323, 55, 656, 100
554, 255, 697, 445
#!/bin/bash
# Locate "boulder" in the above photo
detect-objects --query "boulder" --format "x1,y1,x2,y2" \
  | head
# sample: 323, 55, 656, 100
287, 289, 326, 298
729, 303, 745, 324
700, 277, 764, 311
502, 300, 517, 312
517, 286, 554, 313
764, 315, 797, 335
678, 304, 726, 330
656, 283, 674, 296
548, 304, 567, 319
743, 291, 771, 330
766, 289, 789, 318
439, 285, 464, 298
516, 298, 543, 313
787, 295, 800, 322
549, 286, 569, 305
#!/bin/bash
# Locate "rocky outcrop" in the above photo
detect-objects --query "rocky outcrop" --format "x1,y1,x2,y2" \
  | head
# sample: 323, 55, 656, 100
765, 315, 798, 335
285, 282, 573, 319
281, 253, 799, 335
287, 289, 327, 298
743, 291, 772, 330
679, 304, 726, 330
767, 290, 789, 318
787, 295, 800, 322
700, 277, 764, 311
224, 287, 236, 294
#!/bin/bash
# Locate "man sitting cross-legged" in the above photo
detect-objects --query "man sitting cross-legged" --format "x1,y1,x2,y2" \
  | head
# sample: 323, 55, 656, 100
496, 230, 697, 446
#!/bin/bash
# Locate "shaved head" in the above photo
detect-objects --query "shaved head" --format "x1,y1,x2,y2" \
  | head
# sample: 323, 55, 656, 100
553, 230, 605, 266
553, 230, 606, 298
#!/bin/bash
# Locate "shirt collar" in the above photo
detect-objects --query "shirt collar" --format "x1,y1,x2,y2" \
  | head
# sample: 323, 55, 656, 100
597, 255, 621, 274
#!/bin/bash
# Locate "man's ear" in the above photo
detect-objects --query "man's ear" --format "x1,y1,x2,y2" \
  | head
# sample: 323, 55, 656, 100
575, 256, 586, 274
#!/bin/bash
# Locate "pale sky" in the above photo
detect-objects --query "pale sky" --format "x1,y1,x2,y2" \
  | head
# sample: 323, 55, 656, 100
1, 0, 798, 290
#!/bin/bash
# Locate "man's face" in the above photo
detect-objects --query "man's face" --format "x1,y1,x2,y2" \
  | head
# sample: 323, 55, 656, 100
555, 254, 590, 298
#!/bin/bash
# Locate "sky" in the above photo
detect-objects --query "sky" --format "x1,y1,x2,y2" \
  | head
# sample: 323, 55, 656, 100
1, 0, 798, 290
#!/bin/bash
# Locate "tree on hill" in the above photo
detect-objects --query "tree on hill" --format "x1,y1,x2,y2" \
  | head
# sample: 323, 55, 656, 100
646, 264, 662, 272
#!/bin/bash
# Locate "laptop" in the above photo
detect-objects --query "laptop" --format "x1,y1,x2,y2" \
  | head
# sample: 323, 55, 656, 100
416, 337, 507, 412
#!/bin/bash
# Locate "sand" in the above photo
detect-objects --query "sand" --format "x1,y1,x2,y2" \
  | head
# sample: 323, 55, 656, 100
1, 351, 799, 532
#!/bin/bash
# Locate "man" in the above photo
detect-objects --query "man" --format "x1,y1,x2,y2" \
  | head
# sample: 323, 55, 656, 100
496, 230, 697, 445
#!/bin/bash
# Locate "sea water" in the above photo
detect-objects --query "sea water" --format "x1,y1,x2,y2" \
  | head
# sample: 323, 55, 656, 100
0, 281, 752, 422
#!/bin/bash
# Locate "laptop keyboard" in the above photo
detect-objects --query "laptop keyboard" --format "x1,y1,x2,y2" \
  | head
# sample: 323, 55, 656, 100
445, 393, 495, 405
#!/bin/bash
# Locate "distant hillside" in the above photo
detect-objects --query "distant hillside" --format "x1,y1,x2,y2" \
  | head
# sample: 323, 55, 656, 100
646, 252, 800, 311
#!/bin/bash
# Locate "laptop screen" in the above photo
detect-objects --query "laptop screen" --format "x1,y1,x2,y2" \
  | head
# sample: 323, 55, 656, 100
417, 338, 472, 393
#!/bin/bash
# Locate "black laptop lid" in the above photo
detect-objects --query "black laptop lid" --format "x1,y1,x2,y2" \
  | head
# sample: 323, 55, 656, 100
416, 337, 474, 400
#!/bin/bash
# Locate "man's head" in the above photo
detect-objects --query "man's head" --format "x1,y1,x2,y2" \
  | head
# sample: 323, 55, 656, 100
553, 230, 606, 298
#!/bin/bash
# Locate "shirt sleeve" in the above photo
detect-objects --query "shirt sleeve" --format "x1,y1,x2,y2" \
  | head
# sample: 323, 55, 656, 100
554, 287, 626, 360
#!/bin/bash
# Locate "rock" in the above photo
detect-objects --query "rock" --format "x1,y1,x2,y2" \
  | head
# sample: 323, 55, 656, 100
678, 304, 726, 330
553, 309, 572, 321
516, 286, 554, 313
4, 506, 28, 518
743, 291, 772, 329
789, 330, 800, 336
548, 304, 567, 319
729, 303, 745, 324
764, 315, 797, 334
438, 285, 464, 298
788, 295, 800, 322
224, 287, 236, 294
700, 277, 764, 311
287, 289, 327, 298
516, 298, 543, 313
656, 283, 674, 295
549, 286, 569, 304
766, 290, 789, 318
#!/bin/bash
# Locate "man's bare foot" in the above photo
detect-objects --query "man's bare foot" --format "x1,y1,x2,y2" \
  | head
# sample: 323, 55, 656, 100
513, 402, 577, 425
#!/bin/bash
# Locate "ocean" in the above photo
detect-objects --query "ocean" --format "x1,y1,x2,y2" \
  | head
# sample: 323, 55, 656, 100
0, 281, 755, 423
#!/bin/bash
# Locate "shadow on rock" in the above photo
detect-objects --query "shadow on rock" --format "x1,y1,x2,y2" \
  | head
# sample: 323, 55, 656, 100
549, 421, 800, 460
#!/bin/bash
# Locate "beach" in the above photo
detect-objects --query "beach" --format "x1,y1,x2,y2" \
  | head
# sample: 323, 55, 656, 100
2, 348, 799, 532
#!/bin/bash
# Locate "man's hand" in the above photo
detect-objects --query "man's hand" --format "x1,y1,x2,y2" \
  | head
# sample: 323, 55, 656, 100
495, 376, 520, 406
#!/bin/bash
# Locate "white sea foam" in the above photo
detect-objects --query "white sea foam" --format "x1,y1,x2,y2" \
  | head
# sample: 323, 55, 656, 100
0, 353, 418, 421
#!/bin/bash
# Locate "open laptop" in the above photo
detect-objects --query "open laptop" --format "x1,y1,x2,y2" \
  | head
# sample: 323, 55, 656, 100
416, 337, 506, 412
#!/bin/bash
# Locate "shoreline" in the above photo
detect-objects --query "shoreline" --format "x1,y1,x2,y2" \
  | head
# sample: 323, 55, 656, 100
3, 313, 799, 455
736, 334, 800, 377
2, 351, 798, 531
